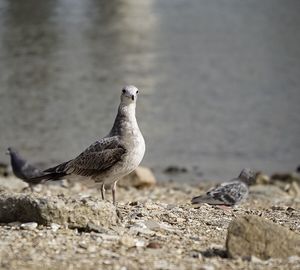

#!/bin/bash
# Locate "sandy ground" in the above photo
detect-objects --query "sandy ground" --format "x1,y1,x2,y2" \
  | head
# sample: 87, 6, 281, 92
0, 176, 300, 270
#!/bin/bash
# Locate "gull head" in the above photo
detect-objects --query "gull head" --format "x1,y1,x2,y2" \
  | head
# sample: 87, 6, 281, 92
120, 85, 139, 105
238, 168, 256, 185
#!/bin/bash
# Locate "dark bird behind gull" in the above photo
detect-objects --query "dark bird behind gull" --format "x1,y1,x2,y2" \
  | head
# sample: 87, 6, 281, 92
191, 168, 256, 206
6, 147, 46, 190
20, 85, 145, 205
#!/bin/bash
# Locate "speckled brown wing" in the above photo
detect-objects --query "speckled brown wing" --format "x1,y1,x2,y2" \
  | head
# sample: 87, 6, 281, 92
66, 136, 126, 178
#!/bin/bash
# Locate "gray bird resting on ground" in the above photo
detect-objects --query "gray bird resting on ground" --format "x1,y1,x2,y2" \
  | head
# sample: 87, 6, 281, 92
6, 147, 46, 191
22, 85, 145, 205
191, 168, 256, 207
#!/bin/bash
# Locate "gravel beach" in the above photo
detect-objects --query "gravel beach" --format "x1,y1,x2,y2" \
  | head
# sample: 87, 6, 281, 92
0, 172, 300, 270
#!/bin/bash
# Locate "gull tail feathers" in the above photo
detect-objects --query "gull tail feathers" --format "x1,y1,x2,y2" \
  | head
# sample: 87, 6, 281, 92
28, 171, 68, 182
37, 160, 72, 181
7, 147, 70, 183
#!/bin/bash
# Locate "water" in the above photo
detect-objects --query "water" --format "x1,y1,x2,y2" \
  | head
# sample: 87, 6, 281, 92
0, 0, 299, 182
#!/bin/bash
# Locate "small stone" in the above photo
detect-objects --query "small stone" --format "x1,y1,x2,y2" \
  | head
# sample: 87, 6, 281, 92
100, 234, 120, 242
87, 245, 97, 253
119, 166, 156, 188
120, 234, 136, 248
79, 241, 88, 249
129, 220, 156, 236
135, 239, 145, 247
147, 242, 161, 249
50, 223, 60, 232
129, 201, 139, 206
21, 222, 38, 230
86, 222, 107, 233
255, 173, 270, 185
176, 217, 185, 223
199, 264, 215, 270
103, 260, 112, 265
144, 220, 160, 231
250, 256, 264, 263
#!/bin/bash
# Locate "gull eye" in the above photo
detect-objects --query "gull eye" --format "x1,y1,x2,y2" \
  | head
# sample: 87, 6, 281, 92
136, 90, 139, 94
122, 89, 126, 93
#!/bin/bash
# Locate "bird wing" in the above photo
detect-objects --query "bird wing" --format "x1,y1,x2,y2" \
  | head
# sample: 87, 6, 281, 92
65, 136, 126, 178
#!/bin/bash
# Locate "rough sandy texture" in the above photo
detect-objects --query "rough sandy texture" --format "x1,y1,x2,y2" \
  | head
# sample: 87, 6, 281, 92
0, 175, 300, 270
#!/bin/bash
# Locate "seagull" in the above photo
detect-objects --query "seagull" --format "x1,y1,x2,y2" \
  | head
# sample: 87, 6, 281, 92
6, 147, 46, 191
24, 85, 145, 205
191, 168, 256, 207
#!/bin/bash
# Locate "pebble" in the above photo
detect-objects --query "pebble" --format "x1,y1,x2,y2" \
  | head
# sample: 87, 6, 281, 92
87, 245, 97, 253
147, 242, 161, 249
20, 222, 38, 230
100, 234, 120, 242
255, 173, 270, 185
251, 256, 264, 263
50, 223, 60, 232
135, 239, 145, 247
199, 264, 215, 270
86, 222, 107, 233
120, 234, 136, 247
144, 220, 160, 231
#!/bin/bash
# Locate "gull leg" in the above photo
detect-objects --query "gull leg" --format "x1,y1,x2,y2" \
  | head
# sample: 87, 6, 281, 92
101, 183, 106, 200
112, 181, 118, 206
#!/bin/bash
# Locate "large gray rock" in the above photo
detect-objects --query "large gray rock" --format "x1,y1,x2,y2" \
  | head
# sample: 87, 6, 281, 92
226, 215, 300, 259
0, 190, 118, 229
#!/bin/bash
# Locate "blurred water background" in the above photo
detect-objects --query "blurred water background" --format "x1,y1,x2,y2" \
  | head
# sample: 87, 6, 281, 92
0, 0, 299, 183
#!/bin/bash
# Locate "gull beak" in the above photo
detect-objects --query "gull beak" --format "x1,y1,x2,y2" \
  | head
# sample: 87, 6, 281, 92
131, 95, 135, 101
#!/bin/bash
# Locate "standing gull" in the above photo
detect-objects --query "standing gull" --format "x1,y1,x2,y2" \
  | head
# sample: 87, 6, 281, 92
27, 85, 145, 205
191, 168, 256, 207
6, 147, 46, 191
